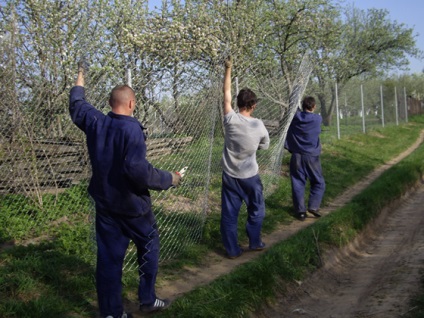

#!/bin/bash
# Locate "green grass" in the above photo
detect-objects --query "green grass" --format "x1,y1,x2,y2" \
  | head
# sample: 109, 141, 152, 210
1, 115, 424, 317
155, 117, 424, 317
0, 241, 96, 317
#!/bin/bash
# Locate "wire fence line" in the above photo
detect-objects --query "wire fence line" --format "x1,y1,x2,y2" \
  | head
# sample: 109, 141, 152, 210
0, 27, 314, 271
1, 34, 423, 271
1, 1, 423, 272
320, 81, 424, 140
2, 35, 424, 271
1, 0, 314, 271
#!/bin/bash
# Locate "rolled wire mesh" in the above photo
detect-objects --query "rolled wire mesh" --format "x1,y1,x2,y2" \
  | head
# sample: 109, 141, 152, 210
0, 0, 312, 272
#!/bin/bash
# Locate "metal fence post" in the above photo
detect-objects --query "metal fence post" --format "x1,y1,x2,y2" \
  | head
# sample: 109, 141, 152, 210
404, 87, 408, 123
335, 82, 340, 139
235, 76, 239, 109
380, 85, 385, 128
395, 87, 399, 125
361, 84, 365, 133
125, 68, 132, 88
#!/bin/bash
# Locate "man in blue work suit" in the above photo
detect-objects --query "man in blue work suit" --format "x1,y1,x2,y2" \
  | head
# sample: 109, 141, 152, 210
221, 57, 270, 259
285, 96, 325, 221
69, 62, 181, 318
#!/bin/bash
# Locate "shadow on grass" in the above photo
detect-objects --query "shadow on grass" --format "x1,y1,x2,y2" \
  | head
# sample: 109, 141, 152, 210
0, 241, 96, 318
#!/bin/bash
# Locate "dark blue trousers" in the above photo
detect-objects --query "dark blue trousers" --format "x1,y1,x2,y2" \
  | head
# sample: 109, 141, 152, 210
290, 153, 325, 213
221, 172, 265, 257
95, 209, 159, 317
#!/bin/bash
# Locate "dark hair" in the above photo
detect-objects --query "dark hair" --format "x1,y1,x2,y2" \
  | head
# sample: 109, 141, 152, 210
237, 88, 258, 110
302, 96, 316, 111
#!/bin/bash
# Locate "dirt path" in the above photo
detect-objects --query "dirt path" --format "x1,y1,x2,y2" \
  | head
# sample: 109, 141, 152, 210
259, 183, 424, 318
127, 130, 424, 317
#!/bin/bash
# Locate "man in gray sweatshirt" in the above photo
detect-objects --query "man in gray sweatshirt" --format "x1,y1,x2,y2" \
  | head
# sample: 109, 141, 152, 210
221, 57, 270, 259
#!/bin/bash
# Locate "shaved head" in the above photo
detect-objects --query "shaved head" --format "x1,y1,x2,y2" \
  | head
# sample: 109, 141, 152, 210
109, 85, 135, 108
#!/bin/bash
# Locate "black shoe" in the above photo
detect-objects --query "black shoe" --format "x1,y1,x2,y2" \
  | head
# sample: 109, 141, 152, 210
140, 298, 171, 313
308, 209, 321, 217
296, 212, 306, 221
227, 248, 244, 259
249, 242, 266, 251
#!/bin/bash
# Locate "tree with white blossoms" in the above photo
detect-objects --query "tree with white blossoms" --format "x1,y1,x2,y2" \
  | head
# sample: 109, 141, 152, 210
122, 0, 222, 132
309, 5, 422, 126
0, 0, 106, 139
249, 0, 339, 127
1, 0, 422, 133
91, 0, 153, 120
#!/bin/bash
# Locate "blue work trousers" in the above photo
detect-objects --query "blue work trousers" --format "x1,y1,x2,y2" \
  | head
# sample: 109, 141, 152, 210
221, 172, 265, 257
95, 209, 159, 317
290, 153, 325, 213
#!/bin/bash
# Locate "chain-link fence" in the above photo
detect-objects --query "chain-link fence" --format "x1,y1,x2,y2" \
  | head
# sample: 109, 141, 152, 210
317, 80, 424, 141
2, 0, 422, 274
0, 1, 314, 271
0, 57, 311, 270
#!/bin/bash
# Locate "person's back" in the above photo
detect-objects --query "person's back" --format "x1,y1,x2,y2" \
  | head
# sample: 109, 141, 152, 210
284, 96, 325, 221
220, 58, 269, 259
285, 109, 322, 156
222, 110, 269, 179
70, 84, 172, 216
85, 111, 149, 213
69, 69, 179, 317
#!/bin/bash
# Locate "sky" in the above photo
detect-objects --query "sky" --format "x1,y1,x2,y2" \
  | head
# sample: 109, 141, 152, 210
349, 0, 424, 74
147, 0, 423, 74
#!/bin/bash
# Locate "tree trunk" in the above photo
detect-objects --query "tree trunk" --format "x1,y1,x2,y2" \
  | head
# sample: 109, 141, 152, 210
317, 94, 331, 126
318, 85, 338, 126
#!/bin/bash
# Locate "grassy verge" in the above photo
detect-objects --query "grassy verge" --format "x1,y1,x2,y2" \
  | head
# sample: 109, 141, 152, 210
1, 116, 424, 317
189, 118, 424, 263
155, 117, 424, 317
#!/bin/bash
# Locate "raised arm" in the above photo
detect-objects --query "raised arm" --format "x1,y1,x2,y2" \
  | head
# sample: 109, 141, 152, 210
69, 60, 101, 132
75, 60, 85, 87
223, 56, 233, 115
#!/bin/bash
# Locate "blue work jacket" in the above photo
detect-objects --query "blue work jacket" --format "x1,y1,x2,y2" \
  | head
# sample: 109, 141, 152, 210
285, 110, 322, 156
69, 86, 172, 216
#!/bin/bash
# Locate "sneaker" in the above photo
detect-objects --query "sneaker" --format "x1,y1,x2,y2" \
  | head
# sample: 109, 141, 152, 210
249, 242, 266, 251
308, 209, 321, 217
140, 298, 171, 313
296, 212, 306, 221
105, 312, 132, 318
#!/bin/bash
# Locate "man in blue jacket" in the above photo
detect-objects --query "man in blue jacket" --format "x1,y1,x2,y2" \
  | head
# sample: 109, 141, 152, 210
285, 96, 325, 221
69, 62, 181, 318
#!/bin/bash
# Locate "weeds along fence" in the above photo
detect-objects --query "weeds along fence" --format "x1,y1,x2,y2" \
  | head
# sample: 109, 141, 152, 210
0, 39, 312, 270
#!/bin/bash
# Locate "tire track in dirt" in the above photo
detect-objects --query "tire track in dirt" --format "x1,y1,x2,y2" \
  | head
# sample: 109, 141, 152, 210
260, 183, 424, 318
